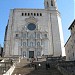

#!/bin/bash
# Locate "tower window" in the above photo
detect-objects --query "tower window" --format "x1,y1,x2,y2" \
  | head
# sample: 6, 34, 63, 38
44, 34, 47, 38
34, 13, 36, 16
40, 13, 42, 16
37, 13, 39, 16
51, 0, 53, 6
28, 13, 30, 16
16, 34, 18, 37
31, 13, 33, 16
22, 13, 24, 16
25, 13, 27, 16
23, 34, 26, 38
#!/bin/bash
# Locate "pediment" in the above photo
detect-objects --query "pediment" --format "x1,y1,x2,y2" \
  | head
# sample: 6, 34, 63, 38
25, 16, 38, 23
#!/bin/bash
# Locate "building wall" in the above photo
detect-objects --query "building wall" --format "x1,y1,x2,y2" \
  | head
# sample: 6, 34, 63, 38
65, 36, 74, 61
65, 20, 75, 61
4, 0, 65, 58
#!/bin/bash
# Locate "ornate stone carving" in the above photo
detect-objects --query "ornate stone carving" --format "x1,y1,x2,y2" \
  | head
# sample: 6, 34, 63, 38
25, 16, 38, 24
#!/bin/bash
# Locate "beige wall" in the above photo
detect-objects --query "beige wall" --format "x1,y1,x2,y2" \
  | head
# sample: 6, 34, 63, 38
65, 21, 75, 61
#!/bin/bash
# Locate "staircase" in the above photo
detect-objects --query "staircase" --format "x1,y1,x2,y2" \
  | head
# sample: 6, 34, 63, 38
15, 58, 30, 68
12, 58, 63, 75
12, 66, 63, 75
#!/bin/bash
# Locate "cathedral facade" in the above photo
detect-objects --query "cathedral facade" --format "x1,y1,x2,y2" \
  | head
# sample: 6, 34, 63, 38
4, 0, 65, 58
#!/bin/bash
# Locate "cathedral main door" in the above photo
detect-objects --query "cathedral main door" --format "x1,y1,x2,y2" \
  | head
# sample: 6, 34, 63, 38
29, 51, 34, 58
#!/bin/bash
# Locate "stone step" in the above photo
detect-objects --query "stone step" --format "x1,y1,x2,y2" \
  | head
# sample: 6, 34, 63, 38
12, 67, 63, 75
15, 58, 30, 68
12, 58, 63, 75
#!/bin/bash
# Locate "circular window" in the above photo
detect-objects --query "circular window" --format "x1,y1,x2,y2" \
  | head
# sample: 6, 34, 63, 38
27, 23, 36, 30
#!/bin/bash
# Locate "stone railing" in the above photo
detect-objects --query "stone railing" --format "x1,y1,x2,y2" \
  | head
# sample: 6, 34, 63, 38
57, 66, 73, 75
3, 65, 15, 75
2, 57, 19, 75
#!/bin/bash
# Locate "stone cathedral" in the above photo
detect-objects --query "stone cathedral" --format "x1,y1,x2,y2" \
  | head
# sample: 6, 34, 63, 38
4, 0, 65, 58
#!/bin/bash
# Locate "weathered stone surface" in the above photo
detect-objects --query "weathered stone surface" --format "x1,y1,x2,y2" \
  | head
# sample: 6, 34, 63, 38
4, 0, 65, 58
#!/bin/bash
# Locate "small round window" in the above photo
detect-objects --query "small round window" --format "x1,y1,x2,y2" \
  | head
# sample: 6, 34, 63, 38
27, 23, 36, 30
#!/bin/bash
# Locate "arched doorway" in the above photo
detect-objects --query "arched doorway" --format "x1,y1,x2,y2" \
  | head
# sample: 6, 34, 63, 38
29, 51, 34, 58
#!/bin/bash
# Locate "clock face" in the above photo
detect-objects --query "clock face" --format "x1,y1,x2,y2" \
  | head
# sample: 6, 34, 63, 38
27, 23, 36, 30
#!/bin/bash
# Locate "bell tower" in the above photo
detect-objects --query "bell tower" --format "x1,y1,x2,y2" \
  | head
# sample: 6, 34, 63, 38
44, 0, 65, 56
44, 0, 57, 10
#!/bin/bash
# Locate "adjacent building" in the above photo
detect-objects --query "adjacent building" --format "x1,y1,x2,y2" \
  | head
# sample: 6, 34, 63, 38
4, 0, 65, 58
65, 20, 75, 61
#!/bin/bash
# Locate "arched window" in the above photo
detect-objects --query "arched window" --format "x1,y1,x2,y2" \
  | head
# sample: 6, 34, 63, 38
23, 34, 26, 38
30, 42, 33, 47
40, 13, 42, 16
51, 0, 53, 6
23, 51, 26, 57
44, 34, 47, 38
37, 34, 40, 38
16, 34, 19, 38
25, 13, 27, 16
31, 13, 33, 16
47, 1, 49, 7
73, 52, 74, 57
37, 42, 40, 46
30, 34, 33, 38
37, 13, 39, 16
34, 13, 36, 16
23, 42, 26, 46
28, 13, 30, 16
37, 51, 41, 56
22, 13, 24, 16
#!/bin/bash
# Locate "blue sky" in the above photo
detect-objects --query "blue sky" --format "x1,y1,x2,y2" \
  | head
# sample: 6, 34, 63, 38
0, 0, 74, 47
